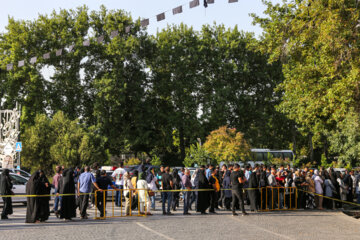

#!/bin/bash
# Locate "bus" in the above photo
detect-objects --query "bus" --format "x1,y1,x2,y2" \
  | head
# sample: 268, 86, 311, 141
250, 149, 294, 162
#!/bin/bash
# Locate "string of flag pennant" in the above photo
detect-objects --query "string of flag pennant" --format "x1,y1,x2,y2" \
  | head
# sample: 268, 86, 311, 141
4, 0, 239, 72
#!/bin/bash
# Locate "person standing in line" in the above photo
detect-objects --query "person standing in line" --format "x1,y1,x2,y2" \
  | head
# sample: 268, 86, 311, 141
313, 170, 324, 210
26, 170, 51, 223
218, 165, 227, 208
96, 170, 118, 218
197, 166, 211, 215
51, 166, 62, 217
77, 166, 102, 219
267, 169, 278, 209
209, 169, 220, 214
123, 172, 134, 216
90, 163, 100, 207
137, 173, 152, 216
59, 168, 77, 221
182, 169, 192, 215
112, 162, 126, 207
161, 167, 173, 215
146, 167, 158, 211
0, 169, 13, 220
171, 169, 181, 211
206, 165, 213, 180
230, 164, 248, 216
248, 167, 260, 212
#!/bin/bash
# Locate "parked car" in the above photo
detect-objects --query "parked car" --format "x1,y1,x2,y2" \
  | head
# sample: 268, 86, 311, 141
0, 168, 31, 179
0, 173, 28, 205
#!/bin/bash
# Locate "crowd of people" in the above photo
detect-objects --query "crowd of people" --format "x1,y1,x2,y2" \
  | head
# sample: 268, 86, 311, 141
0, 162, 360, 222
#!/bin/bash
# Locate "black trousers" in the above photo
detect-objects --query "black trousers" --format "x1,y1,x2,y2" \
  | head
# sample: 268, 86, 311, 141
209, 191, 218, 212
232, 189, 245, 213
96, 192, 107, 217
2, 197, 13, 217
79, 194, 89, 217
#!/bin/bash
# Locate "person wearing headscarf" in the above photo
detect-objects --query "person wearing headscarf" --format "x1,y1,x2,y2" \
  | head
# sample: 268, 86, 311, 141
337, 172, 347, 208
123, 172, 134, 216
171, 169, 182, 211
26, 170, 51, 223
59, 169, 76, 221
146, 167, 158, 210
248, 168, 260, 212
137, 172, 151, 215
38, 170, 51, 221
196, 166, 210, 214
26, 171, 40, 223
0, 169, 13, 219
221, 170, 232, 210
313, 170, 324, 210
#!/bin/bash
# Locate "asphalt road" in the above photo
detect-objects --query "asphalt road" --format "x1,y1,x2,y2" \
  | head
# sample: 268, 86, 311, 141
0, 203, 359, 240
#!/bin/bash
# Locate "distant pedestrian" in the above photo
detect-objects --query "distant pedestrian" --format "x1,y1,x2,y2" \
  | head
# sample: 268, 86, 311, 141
0, 169, 13, 220
77, 166, 102, 219
59, 169, 76, 221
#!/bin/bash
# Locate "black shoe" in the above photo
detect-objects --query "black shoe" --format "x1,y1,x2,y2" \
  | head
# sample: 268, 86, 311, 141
201, 212, 207, 215
242, 212, 249, 216
162, 212, 167, 215
50, 210, 55, 214
166, 212, 174, 215
232, 213, 238, 216
1, 216, 8, 220
209, 211, 217, 214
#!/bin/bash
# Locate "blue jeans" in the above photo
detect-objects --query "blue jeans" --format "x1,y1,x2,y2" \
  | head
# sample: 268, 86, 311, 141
150, 195, 156, 209
162, 192, 172, 213
183, 191, 191, 214
53, 188, 61, 211
357, 194, 360, 204
115, 185, 123, 206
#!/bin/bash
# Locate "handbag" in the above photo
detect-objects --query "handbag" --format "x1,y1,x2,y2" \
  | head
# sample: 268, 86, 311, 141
148, 190, 155, 197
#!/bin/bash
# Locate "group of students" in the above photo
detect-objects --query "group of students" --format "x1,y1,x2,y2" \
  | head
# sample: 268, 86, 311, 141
1, 162, 360, 222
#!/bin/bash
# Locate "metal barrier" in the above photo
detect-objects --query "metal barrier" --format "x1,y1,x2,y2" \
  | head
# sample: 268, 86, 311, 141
259, 187, 298, 211
94, 189, 149, 219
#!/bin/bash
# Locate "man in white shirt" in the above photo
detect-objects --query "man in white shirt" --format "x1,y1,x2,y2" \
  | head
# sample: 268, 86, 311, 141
112, 162, 126, 207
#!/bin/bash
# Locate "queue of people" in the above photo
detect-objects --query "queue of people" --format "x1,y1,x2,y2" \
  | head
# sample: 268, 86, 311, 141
0, 162, 360, 223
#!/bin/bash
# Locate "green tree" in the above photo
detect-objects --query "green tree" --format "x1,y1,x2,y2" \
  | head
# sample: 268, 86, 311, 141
252, 0, 360, 165
204, 126, 251, 164
183, 143, 210, 167
22, 111, 108, 174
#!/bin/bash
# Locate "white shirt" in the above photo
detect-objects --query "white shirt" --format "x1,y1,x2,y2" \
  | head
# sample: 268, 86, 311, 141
314, 175, 323, 194
112, 168, 125, 185
148, 175, 158, 191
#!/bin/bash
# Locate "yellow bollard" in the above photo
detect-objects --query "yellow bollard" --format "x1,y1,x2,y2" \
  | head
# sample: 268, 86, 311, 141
121, 189, 123, 217
95, 190, 98, 219
112, 189, 114, 217
103, 189, 106, 219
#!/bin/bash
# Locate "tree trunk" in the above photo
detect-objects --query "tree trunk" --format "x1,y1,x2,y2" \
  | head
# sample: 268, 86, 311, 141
179, 124, 185, 162
308, 133, 314, 163
291, 123, 297, 158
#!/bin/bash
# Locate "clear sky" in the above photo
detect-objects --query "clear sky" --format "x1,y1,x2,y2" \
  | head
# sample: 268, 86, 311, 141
0, 0, 282, 37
